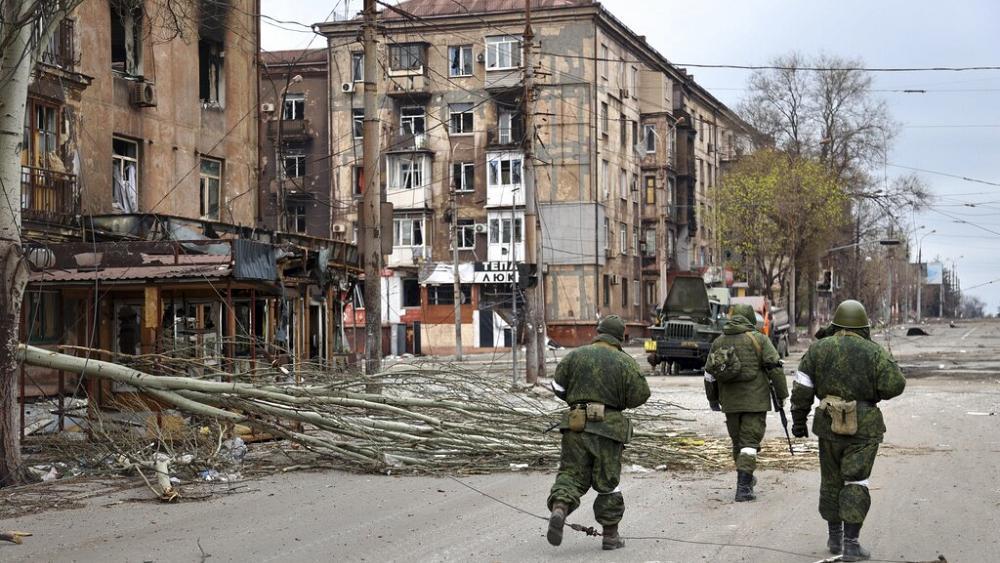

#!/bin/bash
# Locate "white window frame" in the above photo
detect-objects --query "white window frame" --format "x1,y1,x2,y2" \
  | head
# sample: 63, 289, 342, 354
600, 43, 609, 79
282, 150, 305, 179
644, 124, 656, 153
352, 108, 363, 139
600, 102, 609, 137
112, 136, 139, 211
389, 43, 425, 74
456, 219, 475, 249
619, 169, 627, 201
603, 218, 610, 250
488, 215, 523, 245
601, 159, 610, 199
287, 202, 307, 233
453, 162, 474, 193
448, 45, 474, 77
393, 216, 425, 248
449, 103, 474, 135
400, 106, 426, 136
644, 227, 657, 256
619, 222, 627, 254
199, 156, 222, 220
387, 154, 428, 190
485, 35, 522, 70
486, 152, 523, 191
633, 279, 640, 307
351, 52, 364, 81
632, 226, 639, 256
283, 94, 304, 121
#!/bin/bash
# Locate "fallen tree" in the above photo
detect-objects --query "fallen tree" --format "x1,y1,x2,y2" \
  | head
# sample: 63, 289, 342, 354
17, 345, 812, 476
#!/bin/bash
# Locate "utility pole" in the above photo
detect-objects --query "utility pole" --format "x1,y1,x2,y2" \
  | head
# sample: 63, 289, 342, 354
361, 0, 383, 386
450, 186, 463, 361
511, 200, 519, 387
522, 0, 544, 384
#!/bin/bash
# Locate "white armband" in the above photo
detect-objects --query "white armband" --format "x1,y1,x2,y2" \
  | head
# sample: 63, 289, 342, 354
794, 371, 814, 388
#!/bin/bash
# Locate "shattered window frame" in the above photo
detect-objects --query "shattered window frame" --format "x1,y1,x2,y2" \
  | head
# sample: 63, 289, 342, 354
199, 156, 223, 220
448, 45, 473, 77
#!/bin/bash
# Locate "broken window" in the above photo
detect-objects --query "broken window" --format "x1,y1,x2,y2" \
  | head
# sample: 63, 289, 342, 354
25, 291, 61, 343
487, 154, 522, 188
644, 124, 656, 153
600, 102, 609, 137
497, 108, 522, 144
351, 52, 364, 81
449, 103, 474, 135
112, 136, 139, 213
399, 106, 425, 136
110, 1, 142, 76
387, 155, 426, 190
485, 35, 521, 69
286, 202, 307, 233
389, 43, 424, 72
449, 45, 473, 76
393, 217, 424, 247
22, 99, 59, 168
283, 94, 305, 121
428, 285, 472, 305
282, 148, 305, 178
452, 162, 474, 192
198, 39, 224, 105
352, 108, 363, 138
603, 275, 611, 306
456, 219, 475, 249
199, 157, 222, 219
402, 278, 421, 307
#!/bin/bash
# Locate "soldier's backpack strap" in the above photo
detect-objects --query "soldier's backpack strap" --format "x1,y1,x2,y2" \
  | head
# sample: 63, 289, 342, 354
744, 331, 763, 366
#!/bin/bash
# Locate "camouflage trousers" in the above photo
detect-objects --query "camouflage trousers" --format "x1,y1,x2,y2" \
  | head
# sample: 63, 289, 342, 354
818, 438, 879, 524
725, 412, 767, 473
547, 431, 625, 526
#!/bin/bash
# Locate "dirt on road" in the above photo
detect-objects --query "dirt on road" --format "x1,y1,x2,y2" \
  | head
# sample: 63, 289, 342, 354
1, 320, 997, 562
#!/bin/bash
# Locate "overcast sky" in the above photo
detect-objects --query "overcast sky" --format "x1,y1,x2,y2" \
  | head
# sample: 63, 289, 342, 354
261, 0, 1000, 314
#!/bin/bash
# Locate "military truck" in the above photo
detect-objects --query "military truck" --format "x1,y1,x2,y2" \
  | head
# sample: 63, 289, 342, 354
645, 276, 725, 375
730, 296, 791, 358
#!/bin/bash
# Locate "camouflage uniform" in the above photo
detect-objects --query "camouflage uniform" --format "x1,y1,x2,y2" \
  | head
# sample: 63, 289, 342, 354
547, 316, 650, 548
705, 305, 788, 485
791, 317, 906, 559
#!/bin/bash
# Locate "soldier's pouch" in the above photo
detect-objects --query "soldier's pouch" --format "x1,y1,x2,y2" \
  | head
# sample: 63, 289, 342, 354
568, 407, 587, 432
586, 402, 606, 422
818, 395, 858, 436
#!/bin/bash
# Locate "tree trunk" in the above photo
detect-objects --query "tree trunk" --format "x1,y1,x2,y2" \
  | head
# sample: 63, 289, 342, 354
0, 8, 33, 488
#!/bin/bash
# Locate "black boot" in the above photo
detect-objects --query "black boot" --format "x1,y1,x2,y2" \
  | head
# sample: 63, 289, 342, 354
547, 503, 567, 546
842, 523, 871, 561
601, 524, 625, 550
734, 471, 756, 502
827, 521, 844, 555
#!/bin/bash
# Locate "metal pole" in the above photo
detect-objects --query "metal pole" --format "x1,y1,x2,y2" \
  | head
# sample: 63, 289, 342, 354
511, 201, 519, 387
522, 0, 543, 384
916, 245, 922, 323
362, 0, 383, 387
451, 188, 463, 361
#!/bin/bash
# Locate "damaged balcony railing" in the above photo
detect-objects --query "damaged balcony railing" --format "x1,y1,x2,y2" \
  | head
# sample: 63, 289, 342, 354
21, 165, 78, 220
35, 18, 76, 70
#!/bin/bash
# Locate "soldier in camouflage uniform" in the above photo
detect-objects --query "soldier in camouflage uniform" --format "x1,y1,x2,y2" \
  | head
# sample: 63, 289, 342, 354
791, 300, 906, 562
546, 315, 650, 551
704, 303, 788, 502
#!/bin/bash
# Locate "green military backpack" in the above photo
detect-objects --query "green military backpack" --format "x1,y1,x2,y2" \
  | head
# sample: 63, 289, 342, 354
705, 333, 761, 383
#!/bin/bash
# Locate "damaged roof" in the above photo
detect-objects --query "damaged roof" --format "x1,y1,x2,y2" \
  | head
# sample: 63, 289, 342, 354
31, 264, 233, 284
388, 0, 591, 18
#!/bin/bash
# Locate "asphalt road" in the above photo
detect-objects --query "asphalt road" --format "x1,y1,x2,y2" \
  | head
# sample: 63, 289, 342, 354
2, 320, 998, 562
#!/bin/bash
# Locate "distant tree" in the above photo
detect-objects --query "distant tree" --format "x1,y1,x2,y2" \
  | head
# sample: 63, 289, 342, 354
717, 149, 847, 302
960, 296, 986, 319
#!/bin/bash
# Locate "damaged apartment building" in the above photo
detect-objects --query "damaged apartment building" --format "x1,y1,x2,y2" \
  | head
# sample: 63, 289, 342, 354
18, 0, 360, 428
318, 0, 751, 349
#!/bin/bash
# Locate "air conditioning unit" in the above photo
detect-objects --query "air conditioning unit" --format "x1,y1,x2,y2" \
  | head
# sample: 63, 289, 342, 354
474, 223, 488, 234
476, 52, 485, 63
342, 82, 355, 93
610, 274, 621, 285
261, 102, 275, 113
130, 81, 158, 108
332, 223, 347, 233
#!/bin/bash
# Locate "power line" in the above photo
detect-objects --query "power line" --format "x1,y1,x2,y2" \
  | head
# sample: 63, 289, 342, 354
887, 164, 1000, 188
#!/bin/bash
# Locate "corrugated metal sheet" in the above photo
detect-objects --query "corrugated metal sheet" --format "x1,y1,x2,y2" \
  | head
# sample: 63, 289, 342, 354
233, 239, 278, 281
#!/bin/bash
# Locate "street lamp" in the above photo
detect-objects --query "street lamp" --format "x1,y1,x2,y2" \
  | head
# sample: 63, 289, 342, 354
916, 230, 936, 322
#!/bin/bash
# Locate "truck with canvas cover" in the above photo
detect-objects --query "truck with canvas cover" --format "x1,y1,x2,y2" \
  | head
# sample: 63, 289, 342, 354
645, 275, 724, 374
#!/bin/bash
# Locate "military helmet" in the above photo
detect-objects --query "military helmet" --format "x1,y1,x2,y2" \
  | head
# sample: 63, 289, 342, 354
832, 299, 870, 329
730, 303, 757, 324
597, 315, 626, 342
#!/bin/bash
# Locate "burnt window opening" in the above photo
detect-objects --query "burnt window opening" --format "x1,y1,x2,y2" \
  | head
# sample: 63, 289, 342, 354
110, 1, 143, 76
199, 39, 224, 105
402, 278, 421, 308
199, 0, 227, 105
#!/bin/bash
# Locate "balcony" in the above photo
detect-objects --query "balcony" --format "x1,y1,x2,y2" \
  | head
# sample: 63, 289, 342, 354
266, 119, 311, 141
387, 185, 431, 210
386, 132, 431, 154
385, 74, 431, 101
21, 166, 78, 221
486, 126, 524, 148
36, 19, 75, 70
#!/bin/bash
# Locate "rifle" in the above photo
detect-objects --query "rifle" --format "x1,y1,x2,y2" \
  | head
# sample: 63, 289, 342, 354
770, 382, 794, 455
